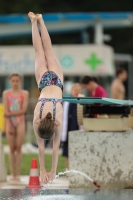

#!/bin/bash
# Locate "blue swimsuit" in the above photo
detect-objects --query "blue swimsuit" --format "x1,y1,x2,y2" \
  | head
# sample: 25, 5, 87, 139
38, 71, 63, 120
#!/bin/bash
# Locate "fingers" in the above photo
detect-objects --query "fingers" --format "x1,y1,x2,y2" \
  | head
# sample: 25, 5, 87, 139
45, 175, 49, 183
49, 178, 53, 183
40, 171, 55, 184
48, 176, 52, 183
48, 173, 55, 183
48, 172, 50, 177
41, 173, 49, 184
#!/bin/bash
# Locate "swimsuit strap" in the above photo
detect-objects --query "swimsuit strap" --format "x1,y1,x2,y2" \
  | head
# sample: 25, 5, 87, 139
38, 98, 63, 120
38, 99, 47, 120
51, 98, 63, 120
8, 90, 13, 98
8, 89, 23, 98
52, 99, 57, 121
8, 90, 11, 95
20, 90, 24, 97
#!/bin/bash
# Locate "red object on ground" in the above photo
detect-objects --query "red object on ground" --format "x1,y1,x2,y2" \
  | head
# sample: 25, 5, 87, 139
93, 181, 101, 189
26, 158, 42, 189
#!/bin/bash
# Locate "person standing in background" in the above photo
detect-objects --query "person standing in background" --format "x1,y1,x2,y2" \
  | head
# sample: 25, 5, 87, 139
111, 68, 127, 99
62, 83, 82, 169
2, 73, 29, 181
81, 76, 107, 98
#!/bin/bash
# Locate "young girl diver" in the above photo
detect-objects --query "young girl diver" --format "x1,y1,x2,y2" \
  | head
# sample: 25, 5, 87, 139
28, 12, 63, 184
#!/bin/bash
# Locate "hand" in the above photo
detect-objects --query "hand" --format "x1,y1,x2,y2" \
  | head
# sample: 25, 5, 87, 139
6, 119, 15, 135
9, 121, 15, 135
4, 111, 11, 118
48, 170, 56, 183
40, 169, 49, 184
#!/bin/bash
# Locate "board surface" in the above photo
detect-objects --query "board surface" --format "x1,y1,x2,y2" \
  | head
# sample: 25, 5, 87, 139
63, 97, 133, 106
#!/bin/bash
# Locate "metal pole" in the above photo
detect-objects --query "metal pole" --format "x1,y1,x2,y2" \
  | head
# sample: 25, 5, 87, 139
94, 23, 103, 44
81, 30, 89, 44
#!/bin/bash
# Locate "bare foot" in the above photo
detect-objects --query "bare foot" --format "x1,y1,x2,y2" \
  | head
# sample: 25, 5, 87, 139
9, 175, 16, 181
15, 176, 20, 181
28, 12, 37, 22
36, 14, 43, 22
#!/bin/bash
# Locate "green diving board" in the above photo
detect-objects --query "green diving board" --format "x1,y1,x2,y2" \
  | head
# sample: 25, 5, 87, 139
63, 97, 133, 106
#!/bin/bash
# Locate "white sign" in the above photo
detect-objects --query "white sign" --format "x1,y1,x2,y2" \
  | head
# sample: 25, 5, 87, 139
0, 45, 115, 76
0, 46, 35, 75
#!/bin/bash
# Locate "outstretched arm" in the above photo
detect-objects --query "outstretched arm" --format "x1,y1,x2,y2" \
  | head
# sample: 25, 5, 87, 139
33, 121, 49, 184
49, 122, 62, 181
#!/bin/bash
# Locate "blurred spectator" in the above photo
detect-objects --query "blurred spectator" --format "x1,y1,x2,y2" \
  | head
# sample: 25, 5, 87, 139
81, 76, 107, 97
2, 73, 29, 181
61, 83, 82, 169
111, 68, 127, 99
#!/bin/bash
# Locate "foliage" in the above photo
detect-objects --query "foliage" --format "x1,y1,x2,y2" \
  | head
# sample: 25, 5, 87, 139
4, 153, 66, 175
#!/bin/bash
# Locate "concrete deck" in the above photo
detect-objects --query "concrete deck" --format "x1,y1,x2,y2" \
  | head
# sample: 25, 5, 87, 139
0, 176, 69, 189
69, 130, 133, 189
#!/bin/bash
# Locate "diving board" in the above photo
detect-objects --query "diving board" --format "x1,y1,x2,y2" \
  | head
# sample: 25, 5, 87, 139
63, 97, 133, 131
63, 97, 133, 106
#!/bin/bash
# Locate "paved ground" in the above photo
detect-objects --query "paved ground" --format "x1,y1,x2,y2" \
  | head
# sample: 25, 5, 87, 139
0, 176, 69, 189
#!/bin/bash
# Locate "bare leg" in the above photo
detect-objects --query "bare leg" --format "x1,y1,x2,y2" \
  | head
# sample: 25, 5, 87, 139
6, 120, 16, 179
28, 12, 48, 85
15, 120, 25, 180
36, 14, 63, 83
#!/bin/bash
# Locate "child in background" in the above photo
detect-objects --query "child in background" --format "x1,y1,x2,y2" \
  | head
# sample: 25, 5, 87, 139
2, 73, 29, 181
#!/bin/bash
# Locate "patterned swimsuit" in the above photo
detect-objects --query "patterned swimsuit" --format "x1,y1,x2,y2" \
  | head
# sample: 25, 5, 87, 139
39, 71, 63, 92
38, 71, 63, 120
8, 90, 24, 127
38, 98, 63, 120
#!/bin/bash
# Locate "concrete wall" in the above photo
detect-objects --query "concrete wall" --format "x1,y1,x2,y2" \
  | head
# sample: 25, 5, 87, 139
69, 130, 133, 189
0, 132, 6, 182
